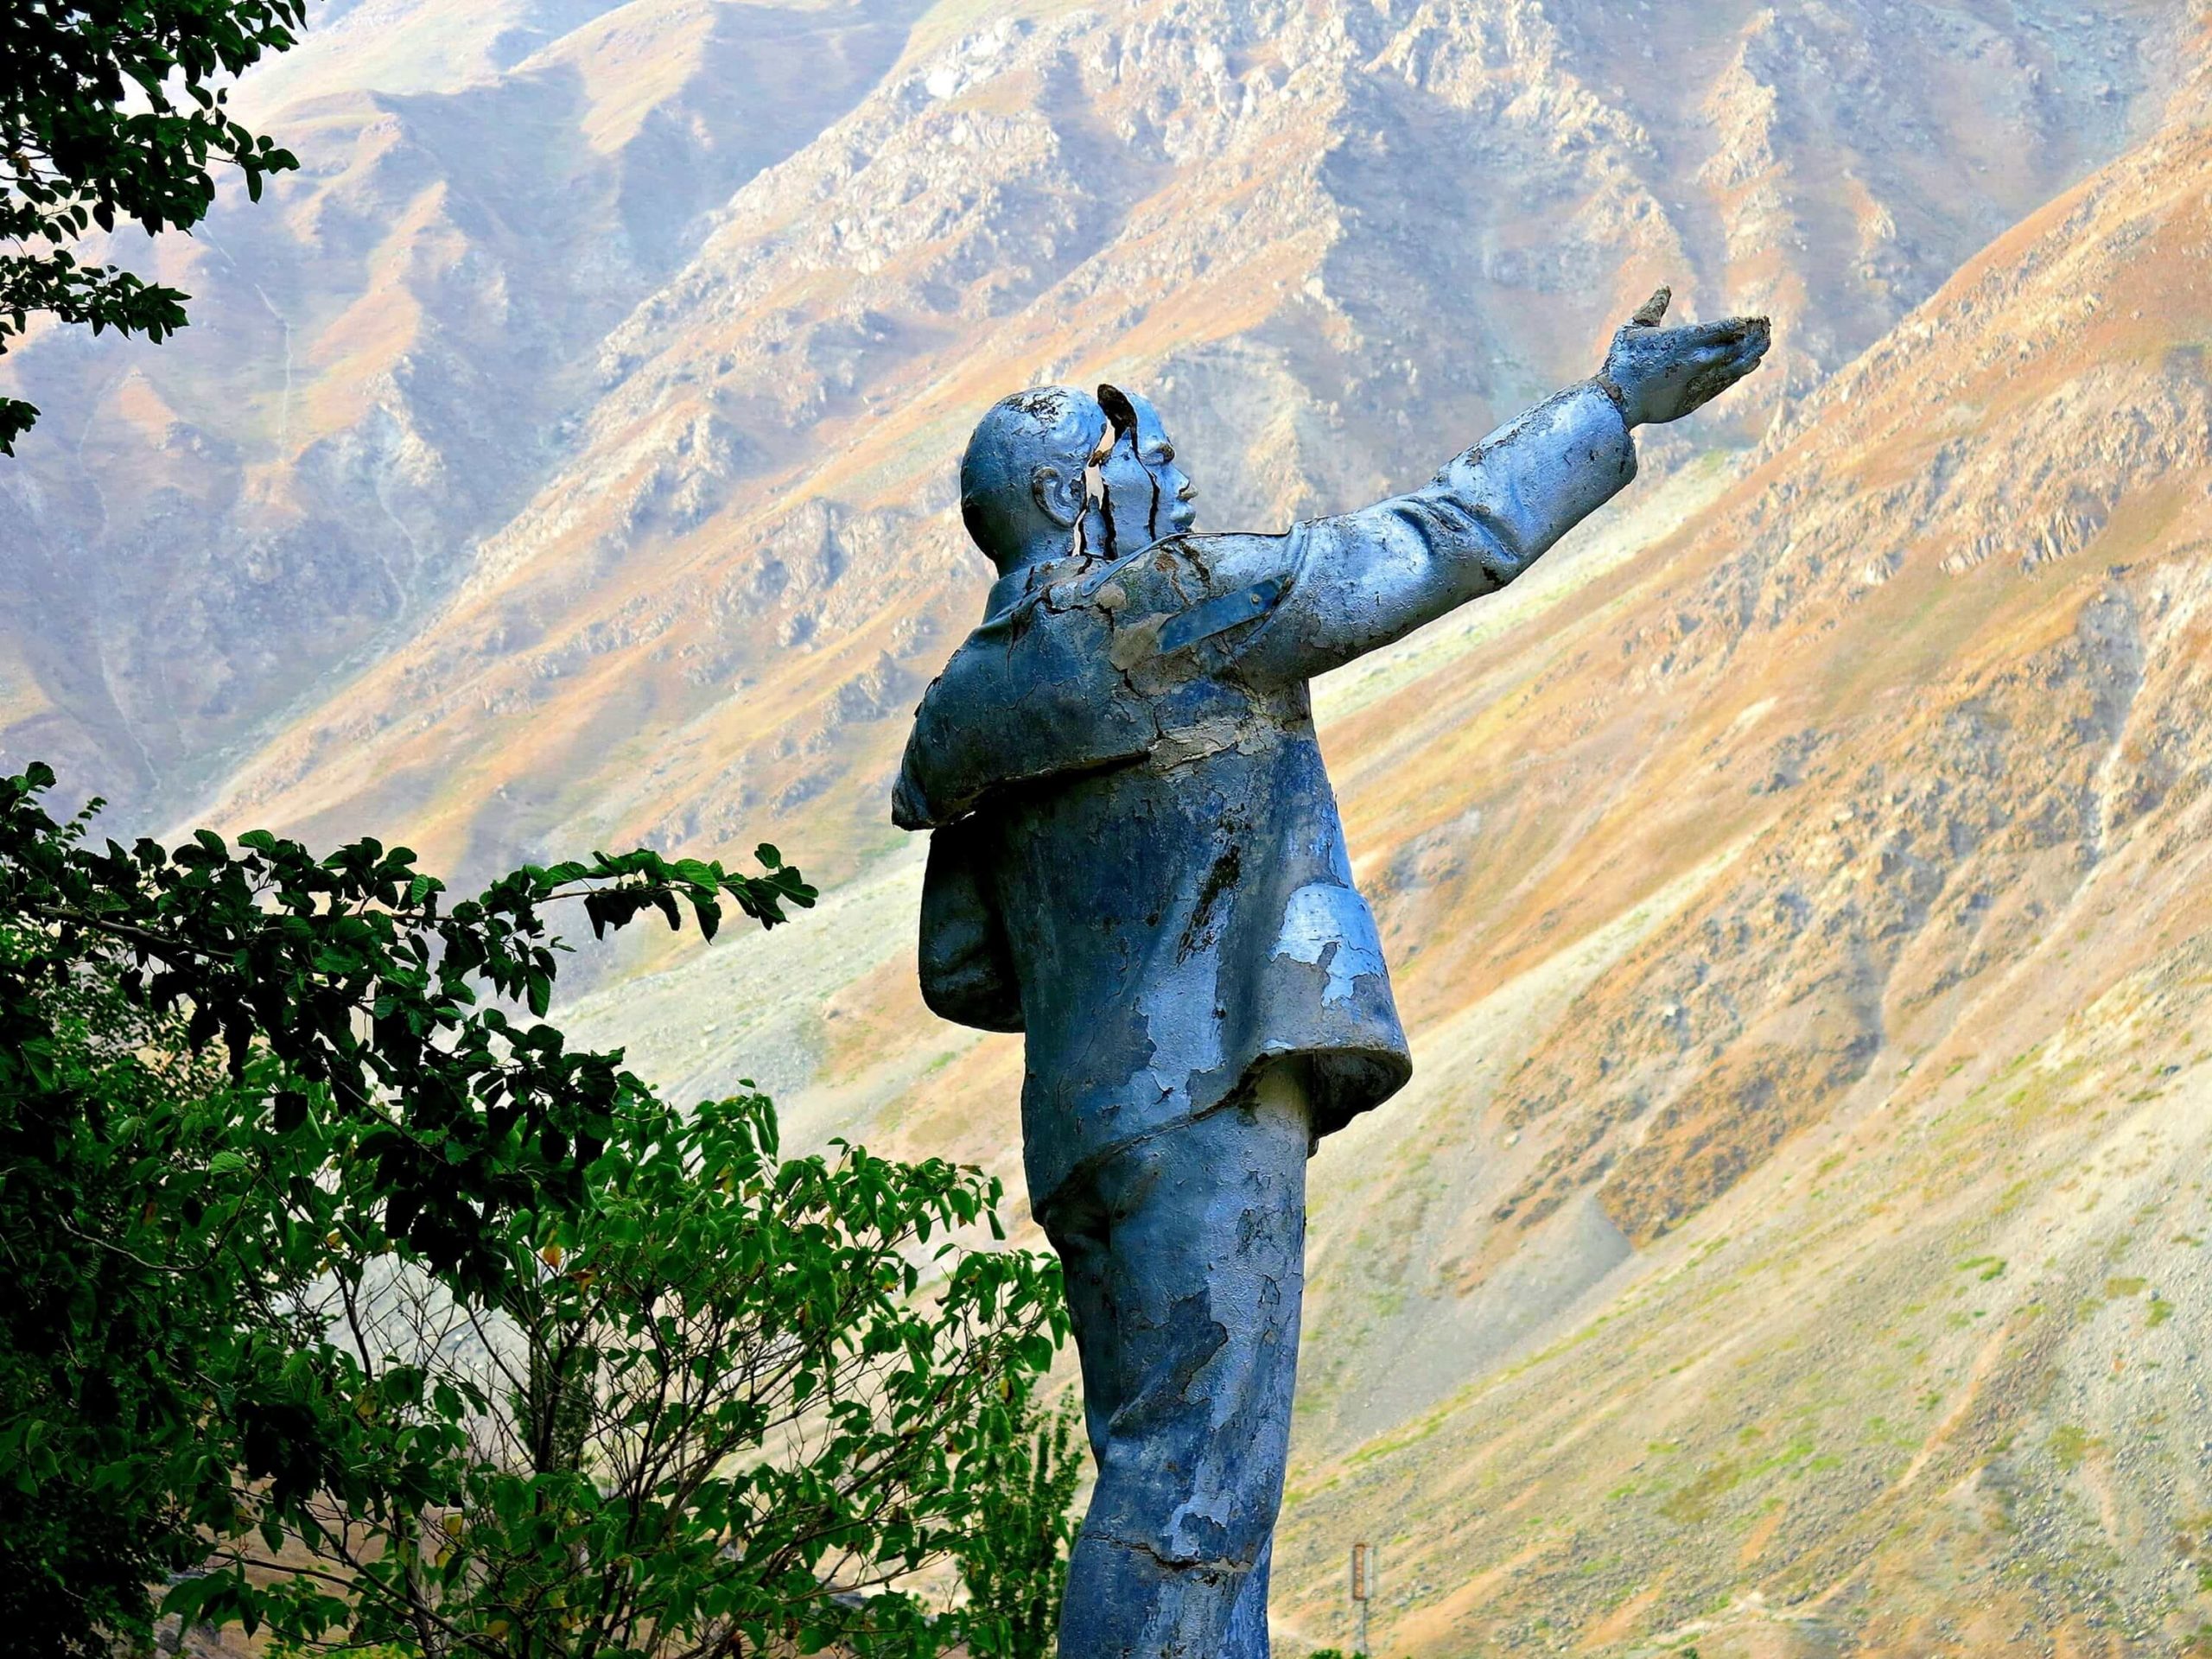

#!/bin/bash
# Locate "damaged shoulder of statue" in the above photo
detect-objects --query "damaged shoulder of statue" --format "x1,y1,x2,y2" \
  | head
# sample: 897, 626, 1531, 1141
1058, 530, 1299, 673
893, 529, 1303, 831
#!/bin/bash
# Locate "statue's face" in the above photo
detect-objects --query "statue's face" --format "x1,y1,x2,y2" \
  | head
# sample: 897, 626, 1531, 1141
1096, 386, 1196, 545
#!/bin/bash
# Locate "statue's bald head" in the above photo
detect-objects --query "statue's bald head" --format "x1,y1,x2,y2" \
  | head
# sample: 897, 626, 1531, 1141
959, 386, 1109, 574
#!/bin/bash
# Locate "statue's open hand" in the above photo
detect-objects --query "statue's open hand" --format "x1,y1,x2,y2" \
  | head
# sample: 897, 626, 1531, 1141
1599, 286, 1771, 427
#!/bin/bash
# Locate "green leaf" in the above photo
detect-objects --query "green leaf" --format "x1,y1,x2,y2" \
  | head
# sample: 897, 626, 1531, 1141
0, 754, 998, 1659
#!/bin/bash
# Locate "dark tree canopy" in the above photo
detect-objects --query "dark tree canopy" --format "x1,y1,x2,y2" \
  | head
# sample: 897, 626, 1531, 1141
0, 760, 1074, 1656
0, 2, 307, 452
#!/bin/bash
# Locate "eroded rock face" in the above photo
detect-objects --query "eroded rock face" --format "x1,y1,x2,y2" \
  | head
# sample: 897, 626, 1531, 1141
0, 0, 2182, 866
1465, 129, 2212, 1251
0, 0, 926, 825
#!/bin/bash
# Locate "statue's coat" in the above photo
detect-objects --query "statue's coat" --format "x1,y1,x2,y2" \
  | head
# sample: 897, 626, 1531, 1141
894, 384, 1637, 1213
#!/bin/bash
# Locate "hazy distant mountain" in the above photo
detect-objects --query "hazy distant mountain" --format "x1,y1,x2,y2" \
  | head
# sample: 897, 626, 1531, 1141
0, 0, 2180, 861
9, 3, 2212, 1654
0, 0, 928, 822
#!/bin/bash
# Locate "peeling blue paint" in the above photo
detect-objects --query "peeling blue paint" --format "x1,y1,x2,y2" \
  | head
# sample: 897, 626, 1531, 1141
1270, 883, 1389, 1006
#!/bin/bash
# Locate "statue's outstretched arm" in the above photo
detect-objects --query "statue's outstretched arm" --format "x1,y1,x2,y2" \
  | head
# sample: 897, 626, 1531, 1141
1234, 289, 1768, 684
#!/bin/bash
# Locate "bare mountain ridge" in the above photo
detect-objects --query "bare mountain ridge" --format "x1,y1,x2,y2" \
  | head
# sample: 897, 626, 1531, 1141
0, 0, 2181, 875
0, 0, 928, 820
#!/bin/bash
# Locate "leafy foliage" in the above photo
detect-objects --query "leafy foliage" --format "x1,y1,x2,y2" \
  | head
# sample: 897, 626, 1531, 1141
183, 1090, 1068, 1658
3, 759, 814, 1300
0, 760, 1071, 1656
1, 784, 349, 1653
956, 1395, 1085, 1659
0, 2, 309, 451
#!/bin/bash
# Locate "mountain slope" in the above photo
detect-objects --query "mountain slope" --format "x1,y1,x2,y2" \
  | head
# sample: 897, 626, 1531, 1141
566, 53, 2212, 1659
0, 0, 931, 817
1, 0, 2183, 874
9, 3, 2212, 1654
1266, 94, 2212, 1659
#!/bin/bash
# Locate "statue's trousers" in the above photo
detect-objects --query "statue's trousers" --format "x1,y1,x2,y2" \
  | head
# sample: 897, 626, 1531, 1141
1042, 1063, 1309, 1659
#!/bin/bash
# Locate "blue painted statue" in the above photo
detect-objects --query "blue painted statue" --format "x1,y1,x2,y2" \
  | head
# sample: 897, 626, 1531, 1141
893, 289, 1768, 1659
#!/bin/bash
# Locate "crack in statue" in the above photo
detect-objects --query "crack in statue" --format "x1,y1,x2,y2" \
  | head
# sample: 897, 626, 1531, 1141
893, 289, 1770, 1659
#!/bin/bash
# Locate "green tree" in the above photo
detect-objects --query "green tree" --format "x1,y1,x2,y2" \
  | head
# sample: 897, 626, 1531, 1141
956, 1395, 1085, 1659
218, 1089, 1065, 1658
0, 931, 307, 1655
1, 2, 308, 453
0, 760, 1066, 1656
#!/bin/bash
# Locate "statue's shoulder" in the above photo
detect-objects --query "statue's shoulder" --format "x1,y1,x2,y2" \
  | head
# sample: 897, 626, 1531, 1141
1062, 531, 1298, 666
891, 532, 1302, 830
1049, 530, 1287, 607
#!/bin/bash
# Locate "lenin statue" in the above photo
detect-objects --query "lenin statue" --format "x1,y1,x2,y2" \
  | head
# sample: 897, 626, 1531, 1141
893, 289, 1769, 1659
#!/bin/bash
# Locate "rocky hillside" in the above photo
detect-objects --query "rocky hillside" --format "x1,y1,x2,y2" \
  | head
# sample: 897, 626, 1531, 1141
559, 84, 2212, 1656
0, 0, 2183, 875
0, 0, 928, 821
1265, 92, 2212, 1659
11, 2, 2212, 1655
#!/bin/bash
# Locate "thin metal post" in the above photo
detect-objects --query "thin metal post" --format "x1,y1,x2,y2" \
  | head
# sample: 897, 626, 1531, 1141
1350, 1541, 1372, 1656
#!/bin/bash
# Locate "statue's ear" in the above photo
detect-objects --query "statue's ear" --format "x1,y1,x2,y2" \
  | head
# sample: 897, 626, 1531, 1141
1031, 462, 1079, 529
